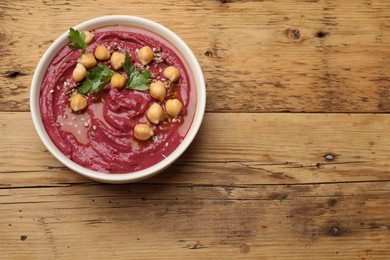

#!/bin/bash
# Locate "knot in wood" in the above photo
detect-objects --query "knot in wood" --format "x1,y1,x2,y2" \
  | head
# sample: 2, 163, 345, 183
316, 31, 328, 38
328, 226, 341, 236
324, 154, 334, 161
284, 28, 301, 41
205, 49, 219, 58
5, 70, 25, 78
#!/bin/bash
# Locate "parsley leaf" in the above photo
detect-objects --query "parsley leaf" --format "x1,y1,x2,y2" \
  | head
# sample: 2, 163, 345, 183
123, 51, 152, 91
123, 51, 134, 77
77, 64, 115, 94
68, 28, 88, 53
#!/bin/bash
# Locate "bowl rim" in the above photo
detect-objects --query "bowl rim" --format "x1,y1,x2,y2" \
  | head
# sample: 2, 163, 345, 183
30, 15, 206, 183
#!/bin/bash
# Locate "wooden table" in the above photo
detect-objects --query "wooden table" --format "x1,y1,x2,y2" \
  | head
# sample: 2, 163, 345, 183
1, 0, 389, 258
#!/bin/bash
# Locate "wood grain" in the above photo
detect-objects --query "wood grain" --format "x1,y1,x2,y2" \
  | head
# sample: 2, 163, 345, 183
1, 112, 390, 187
0, 0, 389, 112
1, 0, 390, 259
1, 181, 389, 259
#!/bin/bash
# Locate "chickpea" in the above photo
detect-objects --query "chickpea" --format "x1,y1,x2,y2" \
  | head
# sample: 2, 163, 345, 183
77, 53, 97, 69
134, 124, 153, 141
110, 52, 126, 70
70, 94, 88, 112
147, 103, 165, 124
163, 66, 180, 82
111, 73, 127, 89
137, 46, 154, 65
149, 81, 166, 102
83, 31, 95, 44
94, 45, 110, 60
72, 63, 87, 82
165, 99, 182, 118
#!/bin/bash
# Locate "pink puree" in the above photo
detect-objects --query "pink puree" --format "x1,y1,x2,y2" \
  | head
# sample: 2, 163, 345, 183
40, 26, 196, 173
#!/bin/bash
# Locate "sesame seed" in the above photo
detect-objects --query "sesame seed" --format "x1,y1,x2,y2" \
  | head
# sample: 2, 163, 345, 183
49, 89, 54, 94
84, 122, 89, 127
92, 125, 97, 130
162, 154, 166, 159
77, 130, 81, 135
74, 124, 78, 128
90, 132, 96, 137
56, 85, 60, 90
62, 114, 67, 119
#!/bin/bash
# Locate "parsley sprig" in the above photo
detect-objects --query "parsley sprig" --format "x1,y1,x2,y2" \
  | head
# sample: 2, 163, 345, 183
75, 51, 152, 95
77, 65, 115, 94
67, 28, 88, 53
123, 51, 151, 91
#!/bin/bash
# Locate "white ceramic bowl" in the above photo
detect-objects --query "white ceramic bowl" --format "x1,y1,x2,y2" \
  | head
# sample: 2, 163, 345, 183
30, 15, 206, 183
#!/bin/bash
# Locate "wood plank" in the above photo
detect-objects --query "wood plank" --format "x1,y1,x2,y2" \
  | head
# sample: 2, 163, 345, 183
1, 0, 389, 112
1, 112, 390, 187
1, 181, 389, 259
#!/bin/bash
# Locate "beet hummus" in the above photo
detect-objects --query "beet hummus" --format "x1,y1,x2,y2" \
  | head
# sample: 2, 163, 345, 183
40, 26, 196, 173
